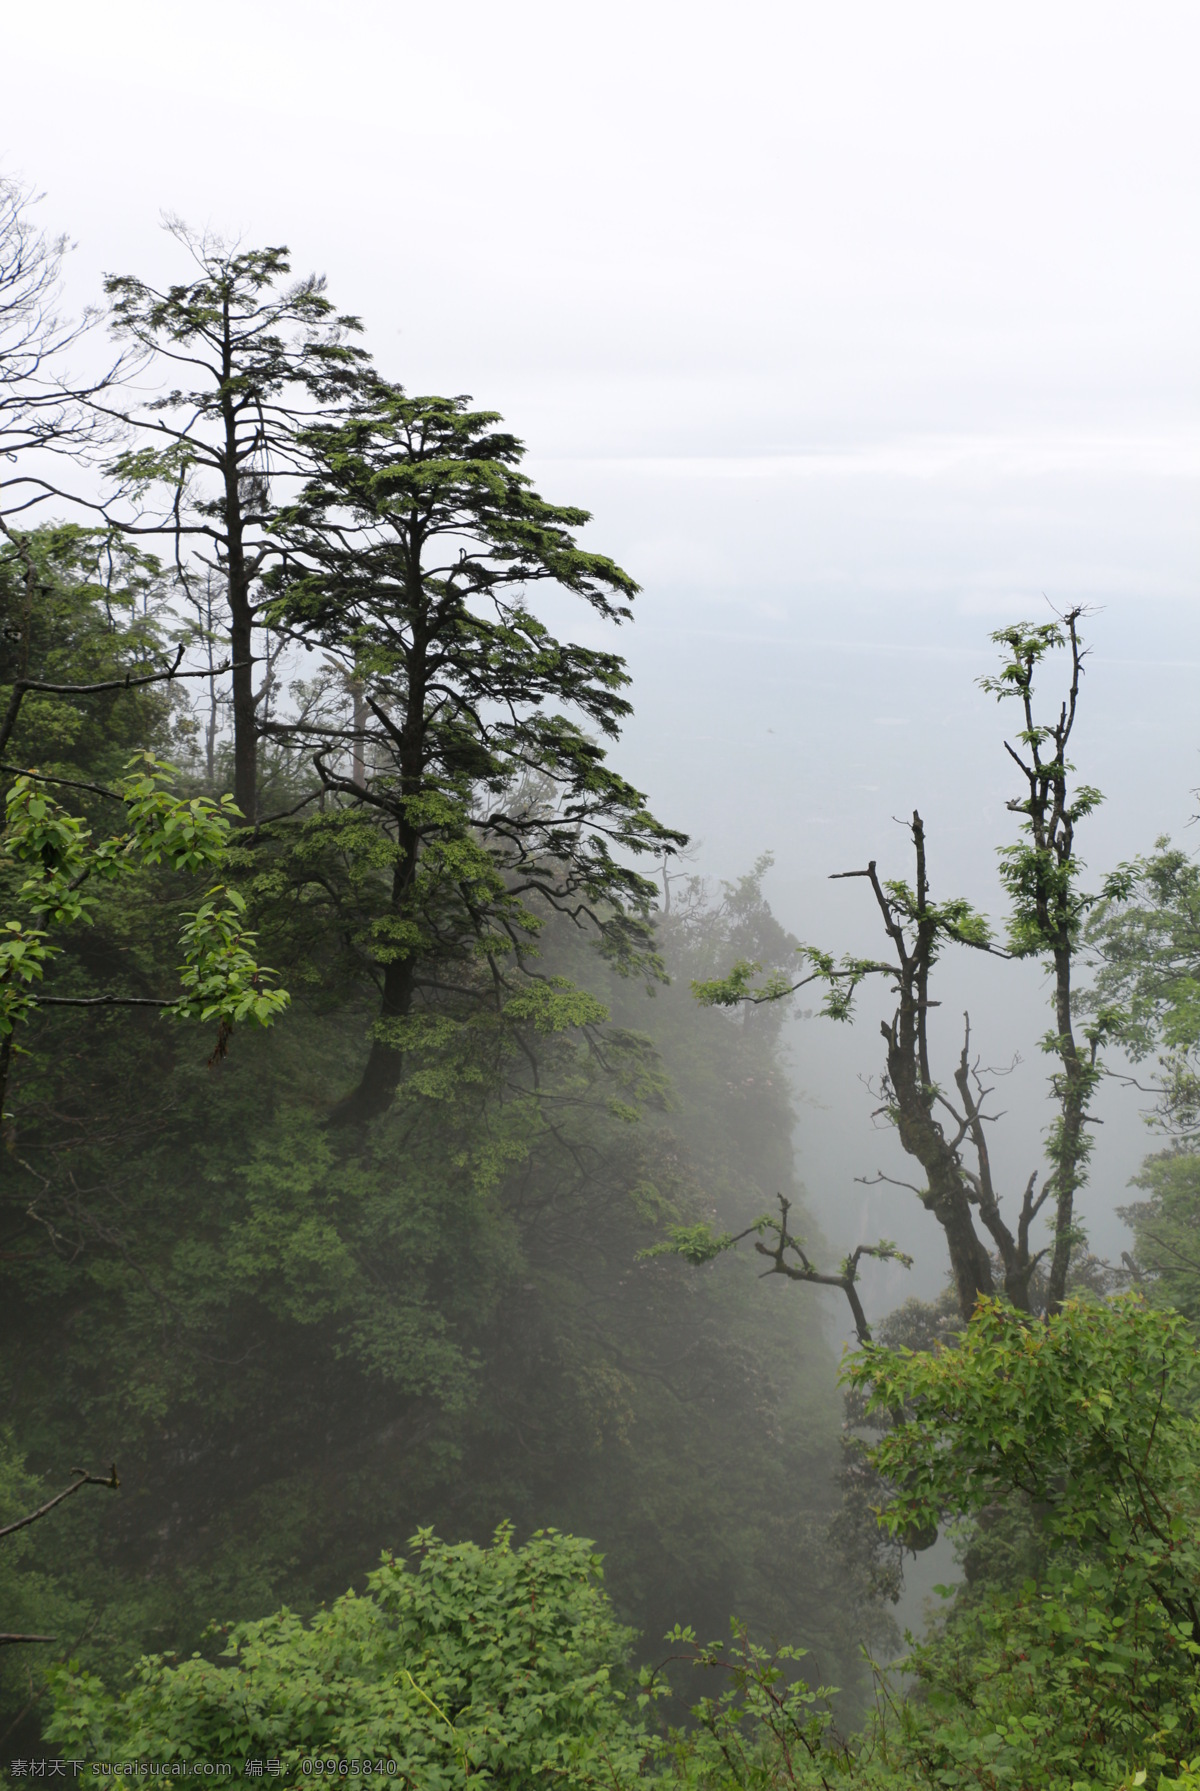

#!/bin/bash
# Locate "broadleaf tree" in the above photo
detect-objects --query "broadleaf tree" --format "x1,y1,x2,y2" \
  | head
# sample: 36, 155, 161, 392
1086, 838, 1200, 1144
0, 525, 290, 1118
841, 1296, 1200, 1786
0, 761, 289, 1116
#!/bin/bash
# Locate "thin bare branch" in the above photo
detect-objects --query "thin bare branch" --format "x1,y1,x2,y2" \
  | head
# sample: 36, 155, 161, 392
0, 1462, 118, 1541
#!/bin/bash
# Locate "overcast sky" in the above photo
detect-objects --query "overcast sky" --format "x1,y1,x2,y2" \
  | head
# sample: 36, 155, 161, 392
5, 0, 1198, 1298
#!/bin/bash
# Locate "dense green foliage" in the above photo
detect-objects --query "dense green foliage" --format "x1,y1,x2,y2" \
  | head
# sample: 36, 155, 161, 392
259, 383, 684, 1121
44, 1298, 1200, 1788
1122, 1151, 1200, 1329
0, 516, 858, 1757
1088, 843, 1200, 1145
3, 194, 1200, 1791
47, 1527, 651, 1788
848, 1297, 1200, 1786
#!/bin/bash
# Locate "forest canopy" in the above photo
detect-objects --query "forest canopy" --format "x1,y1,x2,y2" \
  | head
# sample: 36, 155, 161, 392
2, 176, 1199, 1790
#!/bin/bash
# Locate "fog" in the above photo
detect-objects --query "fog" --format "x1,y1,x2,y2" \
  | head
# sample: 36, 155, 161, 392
596, 457, 1200, 1309
2, 0, 1198, 1730
7, 5, 1195, 1314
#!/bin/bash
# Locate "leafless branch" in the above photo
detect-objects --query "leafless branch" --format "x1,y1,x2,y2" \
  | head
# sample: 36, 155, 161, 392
751, 1193, 905, 1345
0, 1461, 118, 1541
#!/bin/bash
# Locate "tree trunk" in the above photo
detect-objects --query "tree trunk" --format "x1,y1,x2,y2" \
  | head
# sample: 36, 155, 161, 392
220, 302, 256, 825
227, 574, 256, 824
326, 956, 412, 1126
328, 772, 424, 1125
1046, 947, 1086, 1314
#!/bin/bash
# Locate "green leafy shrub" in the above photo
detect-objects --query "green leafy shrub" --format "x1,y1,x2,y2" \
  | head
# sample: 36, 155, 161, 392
842, 1296, 1200, 1788
46, 1525, 653, 1789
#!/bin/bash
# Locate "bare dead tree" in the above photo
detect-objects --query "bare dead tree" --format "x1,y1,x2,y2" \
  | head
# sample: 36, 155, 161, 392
0, 176, 129, 520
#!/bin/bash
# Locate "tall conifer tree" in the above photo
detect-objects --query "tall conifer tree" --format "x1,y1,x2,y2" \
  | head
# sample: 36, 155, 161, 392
269, 384, 685, 1122
97, 228, 368, 821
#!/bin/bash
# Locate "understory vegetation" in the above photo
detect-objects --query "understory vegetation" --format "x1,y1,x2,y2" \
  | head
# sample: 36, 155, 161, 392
2, 178, 1199, 1788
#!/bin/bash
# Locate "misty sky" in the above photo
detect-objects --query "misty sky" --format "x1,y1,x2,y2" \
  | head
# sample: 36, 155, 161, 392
5, 0, 1198, 1307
